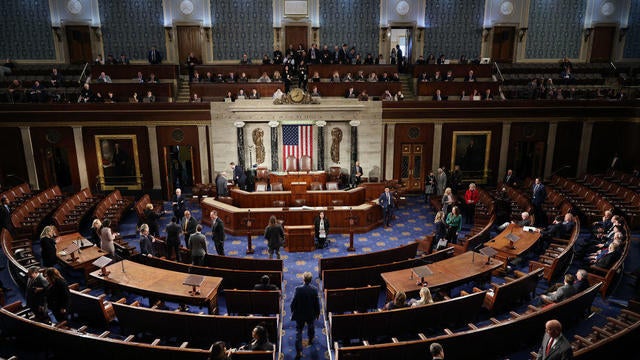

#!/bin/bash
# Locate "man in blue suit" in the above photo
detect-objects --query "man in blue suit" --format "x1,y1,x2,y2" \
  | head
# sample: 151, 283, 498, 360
532, 177, 547, 226
378, 187, 394, 227
291, 271, 320, 359
231, 162, 246, 190
148, 46, 162, 64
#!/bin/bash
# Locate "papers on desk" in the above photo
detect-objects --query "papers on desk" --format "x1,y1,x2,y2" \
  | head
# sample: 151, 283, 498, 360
291, 205, 317, 211
523, 226, 537, 232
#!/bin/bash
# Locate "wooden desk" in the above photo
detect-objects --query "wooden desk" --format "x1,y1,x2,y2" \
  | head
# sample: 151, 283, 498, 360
284, 225, 314, 252
412, 64, 493, 78
194, 64, 283, 79
91, 83, 174, 102
200, 198, 382, 236
90, 64, 179, 80
230, 187, 365, 208
380, 251, 503, 301
308, 64, 398, 79
416, 81, 499, 97
189, 83, 283, 98
484, 223, 541, 262
56, 232, 106, 280
90, 260, 222, 314
268, 172, 327, 190
314, 82, 402, 97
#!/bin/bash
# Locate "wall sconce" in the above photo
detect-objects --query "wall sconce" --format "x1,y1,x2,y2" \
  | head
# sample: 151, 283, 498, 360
203, 26, 211, 42
381, 27, 389, 42
482, 27, 492, 42
417, 27, 425, 42
518, 27, 528, 42
274, 27, 281, 43
165, 26, 173, 41
312, 27, 319, 43
52, 26, 62, 42
584, 28, 593, 42
91, 26, 102, 41
619, 27, 628, 42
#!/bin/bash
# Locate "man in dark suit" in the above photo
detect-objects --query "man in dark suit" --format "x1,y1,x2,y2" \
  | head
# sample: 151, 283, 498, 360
531, 178, 547, 226
378, 187, 394, 227
540, 274, 577, 303
188, 225, 207, 266
536, 319, 573, 360
165, 217, 182, 262
231, 162, 247, 190
172, 188, 185, 224
182, 210, 198, 248
148, 46, 162, 64
464, 70, 477, 82
350, 161, 363, 186
433, 89, 447, 101
254, 274, 278, 290
0, 196, 13, 235
216, 172, 229, 197
291, 271, 320, 359
210, 210, 226, 255
313, 212, 330, 249
503, 169, 517, 187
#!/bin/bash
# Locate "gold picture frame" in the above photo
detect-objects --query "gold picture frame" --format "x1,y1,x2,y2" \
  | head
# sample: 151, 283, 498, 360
451, 131, 491, 183
95, 134, 142, 190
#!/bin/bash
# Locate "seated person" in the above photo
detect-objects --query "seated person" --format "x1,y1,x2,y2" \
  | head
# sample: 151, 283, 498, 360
464, 70, 477, 82
96, 71, 112, 83
432, 89, 447, 101
310, 86, 321, 97
191, 70, 202, 83
310, 71, 321, 83
272, 88, 284, 100
367, 72, 378, 82
261, 54, 271, 64
355, 70, 366, 82
147, 72, 159, 84
546, 269, 590, 294
482, 88, 494, 100
330, 71, 341, 82
537, 213, 575, 240
436, 54, 447, 64
104, 91, 116, 103
391, 72, 401, 82
257, 72, 272, 83
226, 72, 237, 83
395, 91, 404, 101
142, 90, 155, 103
344, 87, 357, 99
236, 89, 246, 100
408, 286, 434, 307
239, 325, 274, 351
342, 72, 354, 82
118, 53, 130, 65
129, 91, 140, 103
105, 54, 116, 64
415, 55, 426, 64
93, 91, 105, 103
589, 241, 622, 269
497, 211, 531, 231
239, 53, 251, 65
78, 83, 93, 103
191, 93, 202, 103
237, 72, 249, 83
358, 90, 368, 101
272, 71, 283, 82
224, 91, 235, 102
444, 70, 454, 82
50, 68, 63, 87
7, 79, 24, 103
384, 291, 408, 310
540, 274, 576, 303
432, 70, 443, 81
248, 88, 260, 99
418, 72, 430, 82
381, 90, 393, 101
134, 71, 145, 83
378, 72, 389, 82
253, 274, 279, 290
471, 89, 481, 100
204, 72, 214, 82
215, 73, 225, 82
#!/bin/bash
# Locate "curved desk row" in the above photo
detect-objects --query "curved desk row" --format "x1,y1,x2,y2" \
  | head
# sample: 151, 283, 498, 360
200, 198, 383, 236
229, 187, 365, 208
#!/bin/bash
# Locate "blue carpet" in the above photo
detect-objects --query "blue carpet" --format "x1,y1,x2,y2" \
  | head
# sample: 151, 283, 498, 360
1, 195, 639, 360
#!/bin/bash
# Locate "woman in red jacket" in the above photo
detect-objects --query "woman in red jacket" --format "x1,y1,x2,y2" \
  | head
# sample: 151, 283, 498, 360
464, 183, 479, 225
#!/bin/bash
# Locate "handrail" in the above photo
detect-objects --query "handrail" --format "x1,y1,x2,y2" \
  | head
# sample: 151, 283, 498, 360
494, 62, 505, 82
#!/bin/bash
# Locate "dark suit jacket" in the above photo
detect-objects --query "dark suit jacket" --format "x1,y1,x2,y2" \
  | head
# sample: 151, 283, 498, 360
314, 217, 329, 239
143, 208, 161, 236
351, 165, 363, 184
211, 218, 226, 244
188, 232, 207, 257
378, 192, 394, 209
532, 184, 547, 207
234, 165, 246, 187
536, 333, 573, 360
40, 236, 58, 267
182, 216, 198, 240
595, 249, 621, 269
172, 195, 185, 216
165, 222, 182, 246
140, 234, 154, 256
0, 204, 11, 230
503, 173, 517, 186
148, 49, 162, 64
291, 283, 320, 322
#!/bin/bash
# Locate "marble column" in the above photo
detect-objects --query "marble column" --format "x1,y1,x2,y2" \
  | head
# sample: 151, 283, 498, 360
498, 122, 512, 181
234, 121, 246, 169
269, 121, 279, 171
197, 125, 210, 184
576, 121, 593, 177
350, 120, 360, 169
19, 126, 39, 190
146, 126, 161, 190
543, 121, 558, 179
432, 121, 443, 170
72, 126, 89, 189
316, 121, 326, 171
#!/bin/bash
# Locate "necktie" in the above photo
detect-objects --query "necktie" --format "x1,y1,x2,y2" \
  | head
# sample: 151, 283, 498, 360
387, 194, 390, 204
546, 337, 553, 354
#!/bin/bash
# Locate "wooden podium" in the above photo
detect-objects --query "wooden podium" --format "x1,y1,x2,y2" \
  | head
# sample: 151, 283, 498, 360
284, 225, 314, 252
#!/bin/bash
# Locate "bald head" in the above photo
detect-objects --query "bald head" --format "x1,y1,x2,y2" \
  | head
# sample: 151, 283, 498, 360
545, 319, 562, 338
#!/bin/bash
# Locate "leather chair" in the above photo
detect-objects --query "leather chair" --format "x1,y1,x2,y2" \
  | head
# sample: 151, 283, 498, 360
294, 199, 306, 206
329, 166, 343, 185
272, 200, 286, 207
300, 155, 312, 172
256, 167, 269, 182
286, 156, 298, 171
255, 182, 268, 192
271, 182, 284, 191
326, 181, 339, 191
309, 182, 322, 190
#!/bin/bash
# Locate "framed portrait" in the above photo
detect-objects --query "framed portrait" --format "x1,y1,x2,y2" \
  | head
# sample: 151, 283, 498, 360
95, 135, 142, 190
451, 131, 491, 183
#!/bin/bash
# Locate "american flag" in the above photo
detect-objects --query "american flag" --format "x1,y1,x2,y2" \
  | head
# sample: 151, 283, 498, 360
282, 125, 312, 171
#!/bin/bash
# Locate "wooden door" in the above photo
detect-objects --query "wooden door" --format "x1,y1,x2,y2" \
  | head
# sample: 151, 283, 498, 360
491, 26, 516, 63
177, 26, 203, 73
590, 26, 615, 63
400, 144, 423, 192
66, 25, 92, 64
285, 26, 308, 51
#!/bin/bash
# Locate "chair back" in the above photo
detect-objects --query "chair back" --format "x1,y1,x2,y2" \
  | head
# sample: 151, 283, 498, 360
255, 182, 268, 192
326, 181, 339, 190
271, 182, 284, 191
310, 182, 323, 190
300, 155, 312, 172
286, 156, 298, 171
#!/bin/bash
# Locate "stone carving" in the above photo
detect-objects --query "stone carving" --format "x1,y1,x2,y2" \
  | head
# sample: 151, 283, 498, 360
252, 128, 265, 165
330, 127, 343, 163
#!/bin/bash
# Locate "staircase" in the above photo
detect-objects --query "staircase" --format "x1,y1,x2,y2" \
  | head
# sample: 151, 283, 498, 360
400, 74, 415, 100
176, 76, 191, 102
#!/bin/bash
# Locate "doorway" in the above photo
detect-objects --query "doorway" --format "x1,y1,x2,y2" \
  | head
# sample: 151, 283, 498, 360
513, 141, 545, 179
163, 145, 194, 199
285, 26, 308, 53
399, 143, 423, 192
491, 26, 516, 63
65, 25, 92, 64
39, 146, 73, 192
590, 26, 615, 63
177, 26, 204, 75
390, 28, 411, 72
